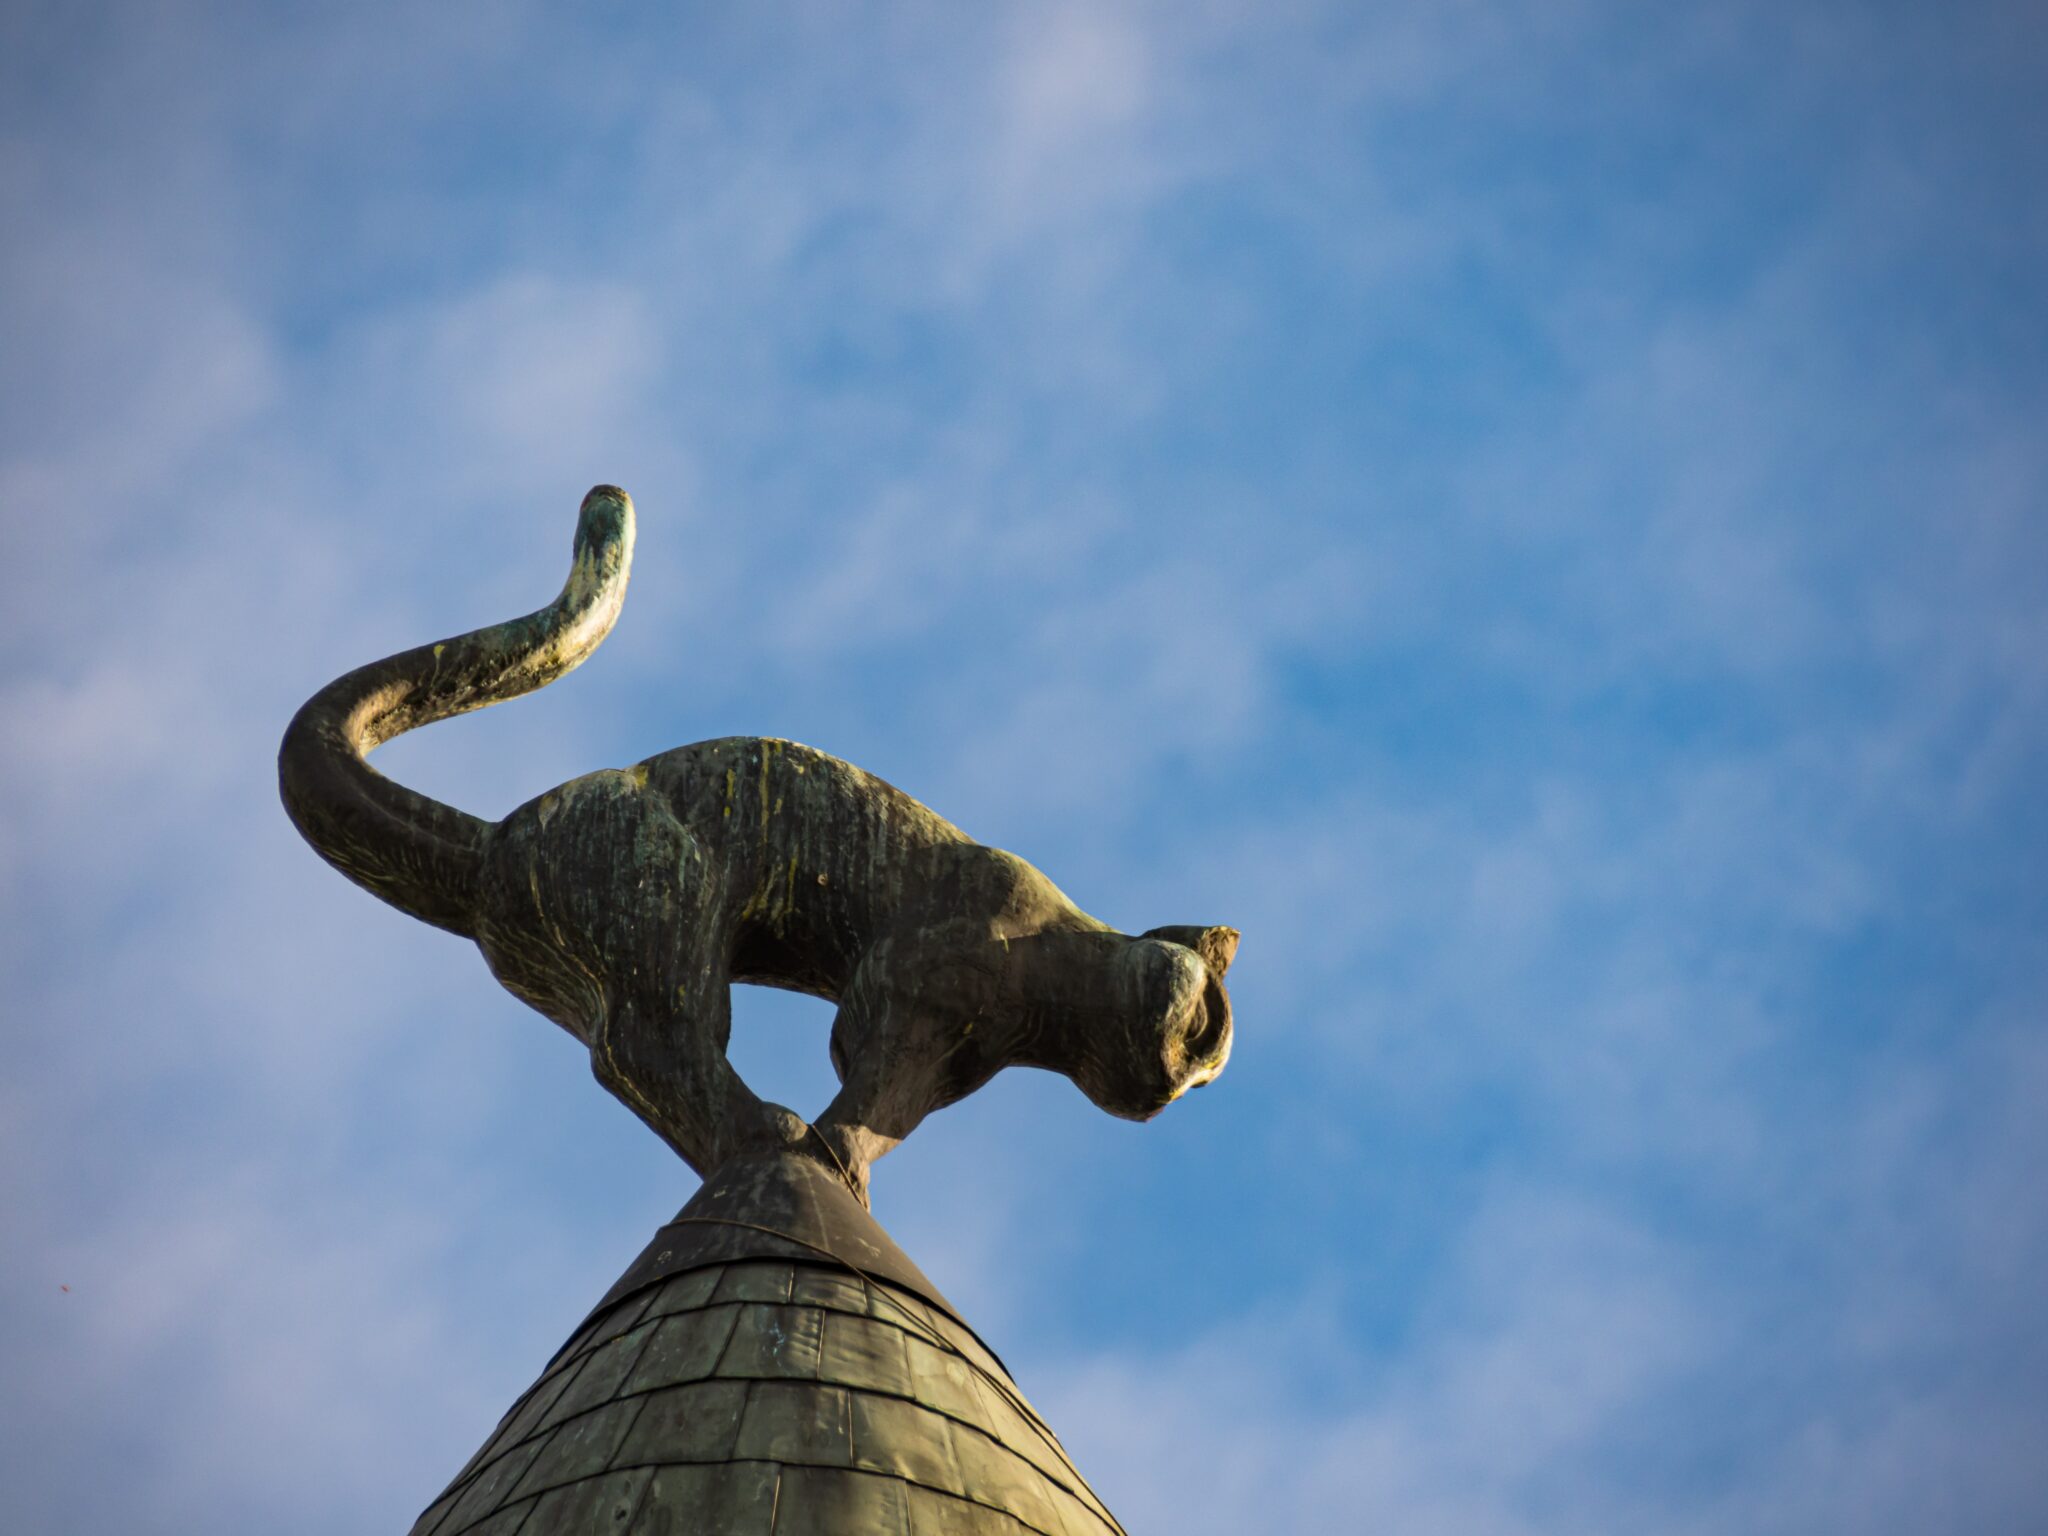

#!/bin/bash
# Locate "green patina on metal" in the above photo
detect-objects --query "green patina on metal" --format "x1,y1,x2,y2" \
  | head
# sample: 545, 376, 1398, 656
279, 486, 1240, 1532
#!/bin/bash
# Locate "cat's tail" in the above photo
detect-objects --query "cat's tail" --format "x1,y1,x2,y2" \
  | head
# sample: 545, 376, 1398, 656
278, 485, 636, 937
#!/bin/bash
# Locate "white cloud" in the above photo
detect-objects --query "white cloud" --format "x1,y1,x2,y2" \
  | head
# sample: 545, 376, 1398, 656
337, 274, 667, 507
1034, 1186, 1704, 1535
5, 1161, 551, 1533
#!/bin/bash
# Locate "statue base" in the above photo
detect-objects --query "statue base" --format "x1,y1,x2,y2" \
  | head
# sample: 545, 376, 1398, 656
406, 1152, 1125, 1535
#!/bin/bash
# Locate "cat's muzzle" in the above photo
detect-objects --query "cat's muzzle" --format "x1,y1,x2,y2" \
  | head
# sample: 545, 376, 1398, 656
1077, 939, 1235, 1119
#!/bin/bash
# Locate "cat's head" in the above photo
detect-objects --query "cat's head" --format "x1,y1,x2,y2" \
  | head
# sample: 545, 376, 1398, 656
1084, 924, 1238, 1119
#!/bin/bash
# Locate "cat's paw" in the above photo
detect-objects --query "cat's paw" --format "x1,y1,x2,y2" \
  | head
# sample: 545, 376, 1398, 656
722, 1099, 810, 1161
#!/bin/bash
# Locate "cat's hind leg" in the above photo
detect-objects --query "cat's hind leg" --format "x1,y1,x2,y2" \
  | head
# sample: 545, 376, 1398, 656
592, 945, 806, 1176
478, 767, 803, 1176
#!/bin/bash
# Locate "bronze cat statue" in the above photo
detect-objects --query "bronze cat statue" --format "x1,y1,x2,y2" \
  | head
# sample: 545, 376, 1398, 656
280, 486, 1236, 1201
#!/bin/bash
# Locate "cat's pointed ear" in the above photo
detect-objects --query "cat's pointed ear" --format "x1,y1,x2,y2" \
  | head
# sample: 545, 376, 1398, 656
1141, 924, 1240, 977
1197, 925, 1240, 977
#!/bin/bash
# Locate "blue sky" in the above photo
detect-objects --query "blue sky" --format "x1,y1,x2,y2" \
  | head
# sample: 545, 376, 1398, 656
4, 2, 2045, 1531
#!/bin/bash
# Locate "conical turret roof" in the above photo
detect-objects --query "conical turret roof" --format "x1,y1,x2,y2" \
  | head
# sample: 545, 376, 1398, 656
407, 1152, 1127, 1535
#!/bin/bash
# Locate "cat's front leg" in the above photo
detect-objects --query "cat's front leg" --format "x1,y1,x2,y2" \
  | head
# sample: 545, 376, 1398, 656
811, 927, 1013, 1200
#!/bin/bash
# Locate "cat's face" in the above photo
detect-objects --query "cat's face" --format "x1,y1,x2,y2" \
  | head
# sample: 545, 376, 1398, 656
1085, 925, 1237, 1119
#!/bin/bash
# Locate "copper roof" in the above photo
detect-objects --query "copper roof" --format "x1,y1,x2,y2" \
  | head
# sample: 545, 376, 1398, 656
407, 1154, 1126, 1535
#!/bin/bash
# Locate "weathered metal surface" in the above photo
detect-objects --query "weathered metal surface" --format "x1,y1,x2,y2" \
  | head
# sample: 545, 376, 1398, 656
579, 1151, 965, 1338
280, 486, 1237, 1201
281, 486, 1238, 1531
409, 1239, 1126, 1535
